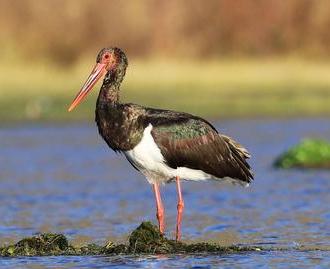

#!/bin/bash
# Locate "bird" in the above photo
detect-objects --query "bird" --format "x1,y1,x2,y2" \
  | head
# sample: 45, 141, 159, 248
68, 47, 253, 241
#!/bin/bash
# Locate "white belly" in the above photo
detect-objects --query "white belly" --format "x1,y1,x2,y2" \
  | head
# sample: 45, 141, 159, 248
123, 124, 218, 184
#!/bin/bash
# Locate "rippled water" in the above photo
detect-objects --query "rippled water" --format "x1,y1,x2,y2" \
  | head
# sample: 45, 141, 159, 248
0, 118, 330, 268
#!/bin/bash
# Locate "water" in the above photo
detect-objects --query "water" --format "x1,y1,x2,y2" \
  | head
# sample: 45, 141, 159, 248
0, 118, 329, 268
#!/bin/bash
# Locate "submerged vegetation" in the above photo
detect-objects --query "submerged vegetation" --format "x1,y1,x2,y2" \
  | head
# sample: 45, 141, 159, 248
1, 59, 330, 122
274, 139, 330, 169
0, 222, 261, 256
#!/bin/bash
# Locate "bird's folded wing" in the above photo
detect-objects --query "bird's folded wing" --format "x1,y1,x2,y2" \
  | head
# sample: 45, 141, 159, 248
149, 115, 253, 183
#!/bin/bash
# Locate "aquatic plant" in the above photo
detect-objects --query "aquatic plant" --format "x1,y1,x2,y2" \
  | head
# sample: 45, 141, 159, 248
0, 222, 260, 256
0, 233, 70, 256
274, 139, 330, 169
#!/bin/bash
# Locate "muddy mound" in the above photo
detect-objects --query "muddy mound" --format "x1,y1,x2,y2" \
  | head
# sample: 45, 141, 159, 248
0, 221, 261, 256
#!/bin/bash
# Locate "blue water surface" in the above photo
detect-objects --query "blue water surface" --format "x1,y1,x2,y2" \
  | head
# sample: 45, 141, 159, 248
0, 118, 329, 268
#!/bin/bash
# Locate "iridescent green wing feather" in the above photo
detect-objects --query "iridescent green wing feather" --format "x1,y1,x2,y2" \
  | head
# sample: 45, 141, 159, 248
144, 108, 253, 183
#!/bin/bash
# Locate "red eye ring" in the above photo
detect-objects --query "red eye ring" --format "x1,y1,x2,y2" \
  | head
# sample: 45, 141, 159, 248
104, 54, 110, 59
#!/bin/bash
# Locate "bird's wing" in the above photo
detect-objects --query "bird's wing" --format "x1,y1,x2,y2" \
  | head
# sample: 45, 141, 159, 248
144, 108, 253, 184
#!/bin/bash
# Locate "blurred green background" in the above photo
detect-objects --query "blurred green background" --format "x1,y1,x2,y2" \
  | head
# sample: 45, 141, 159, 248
0, 0, 330, 122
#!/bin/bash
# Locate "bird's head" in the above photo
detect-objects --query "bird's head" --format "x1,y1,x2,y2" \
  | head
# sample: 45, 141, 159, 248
68, 47, 128, 112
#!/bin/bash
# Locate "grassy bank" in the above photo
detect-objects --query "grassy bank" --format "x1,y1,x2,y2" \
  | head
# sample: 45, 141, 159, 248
0, 58, 330, 122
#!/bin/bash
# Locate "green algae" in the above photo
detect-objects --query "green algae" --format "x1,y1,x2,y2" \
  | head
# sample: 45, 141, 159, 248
127, 222, 260, 254
0, 233, 72, 256
0, 222, 262, 257
128, 221, 173, 253
274, 139, 330, 169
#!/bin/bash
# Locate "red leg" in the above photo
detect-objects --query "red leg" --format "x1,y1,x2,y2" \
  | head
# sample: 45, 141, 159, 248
153, 183, 165, 234
175, 176, 184, 241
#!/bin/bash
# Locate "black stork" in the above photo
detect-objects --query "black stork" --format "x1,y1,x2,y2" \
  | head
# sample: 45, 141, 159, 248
68, 47, 253, 241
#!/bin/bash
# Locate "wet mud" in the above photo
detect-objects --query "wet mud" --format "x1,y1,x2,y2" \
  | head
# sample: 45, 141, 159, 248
0, 222, 262, 256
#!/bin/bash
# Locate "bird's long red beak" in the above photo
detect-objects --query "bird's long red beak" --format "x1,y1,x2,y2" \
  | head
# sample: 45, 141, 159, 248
68, 63, 107, 112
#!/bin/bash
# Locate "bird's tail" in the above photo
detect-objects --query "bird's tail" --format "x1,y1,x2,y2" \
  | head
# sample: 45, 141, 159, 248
221, 135, 251, 159
221, 134, 254, 183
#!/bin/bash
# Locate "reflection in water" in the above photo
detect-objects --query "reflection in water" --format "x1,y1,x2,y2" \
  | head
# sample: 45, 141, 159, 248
0, 119, 330, 267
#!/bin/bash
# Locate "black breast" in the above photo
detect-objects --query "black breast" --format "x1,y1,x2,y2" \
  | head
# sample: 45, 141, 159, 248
95, 103, 145, 152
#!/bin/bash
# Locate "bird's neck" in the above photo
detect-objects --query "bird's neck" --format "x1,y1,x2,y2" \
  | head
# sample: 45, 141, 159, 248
98, 83, 120, 105
97, 69, 125, 106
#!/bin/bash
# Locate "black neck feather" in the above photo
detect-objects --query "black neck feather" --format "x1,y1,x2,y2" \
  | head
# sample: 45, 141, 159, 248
97, 67, 126, 106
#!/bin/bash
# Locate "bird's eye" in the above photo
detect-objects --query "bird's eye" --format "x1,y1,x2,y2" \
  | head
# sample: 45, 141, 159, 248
104, 54, 110, 59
